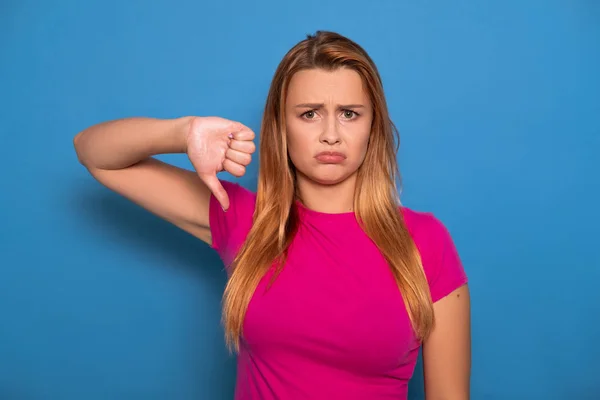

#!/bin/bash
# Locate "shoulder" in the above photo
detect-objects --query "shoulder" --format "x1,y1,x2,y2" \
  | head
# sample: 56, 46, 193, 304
400, 206, 468, 302
208, 179, 256, 266
401, 207, 452, 248
218, 179, 257, 206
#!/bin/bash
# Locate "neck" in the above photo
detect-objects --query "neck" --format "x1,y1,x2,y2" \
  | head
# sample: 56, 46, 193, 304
295, 172, 357, 214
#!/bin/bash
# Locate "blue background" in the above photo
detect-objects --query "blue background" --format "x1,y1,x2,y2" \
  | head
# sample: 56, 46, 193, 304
1, 1, 599, 399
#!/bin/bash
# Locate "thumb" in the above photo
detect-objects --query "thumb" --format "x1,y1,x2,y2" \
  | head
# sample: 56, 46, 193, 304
200, 173, 230, 212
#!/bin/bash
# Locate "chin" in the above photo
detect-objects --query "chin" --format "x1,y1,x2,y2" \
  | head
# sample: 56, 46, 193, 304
293, 161, 360, 186
305, 170, 355, 186
310, 177, 345, 186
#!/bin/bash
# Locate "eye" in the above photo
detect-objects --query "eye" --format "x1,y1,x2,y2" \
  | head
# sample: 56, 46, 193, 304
342, 110, 358, 119
302, 110, 316, 119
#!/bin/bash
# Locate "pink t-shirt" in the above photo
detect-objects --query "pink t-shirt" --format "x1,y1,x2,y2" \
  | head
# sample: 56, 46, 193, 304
209, 180, 468, 400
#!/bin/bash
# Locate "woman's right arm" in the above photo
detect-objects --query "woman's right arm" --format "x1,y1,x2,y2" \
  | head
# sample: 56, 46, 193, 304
73, 116, 255, 246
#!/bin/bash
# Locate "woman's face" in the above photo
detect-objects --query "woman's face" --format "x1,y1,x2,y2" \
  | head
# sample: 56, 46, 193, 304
285, 67, 373, 186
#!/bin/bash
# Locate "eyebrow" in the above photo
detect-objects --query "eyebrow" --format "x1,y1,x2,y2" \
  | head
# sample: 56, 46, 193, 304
294, 103, 365, 109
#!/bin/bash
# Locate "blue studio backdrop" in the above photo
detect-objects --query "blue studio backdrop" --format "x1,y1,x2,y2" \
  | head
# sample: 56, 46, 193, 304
1, 1, 599, 399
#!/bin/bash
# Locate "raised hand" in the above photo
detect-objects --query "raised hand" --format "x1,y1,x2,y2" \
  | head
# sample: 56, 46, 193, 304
186, 116, 256, 211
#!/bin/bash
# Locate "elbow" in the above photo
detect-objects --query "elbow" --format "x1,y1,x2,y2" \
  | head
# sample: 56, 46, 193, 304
73, 132, 88, 167
425, 389, 470, 400
425, 395, 468, 400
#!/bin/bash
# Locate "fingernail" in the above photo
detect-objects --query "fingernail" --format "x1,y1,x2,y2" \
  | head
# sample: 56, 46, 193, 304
221, 205, 228, 213
228, 133, 234, 139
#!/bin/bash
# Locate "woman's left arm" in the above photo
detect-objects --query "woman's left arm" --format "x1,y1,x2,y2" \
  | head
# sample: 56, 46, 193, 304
422, 284, 471, 400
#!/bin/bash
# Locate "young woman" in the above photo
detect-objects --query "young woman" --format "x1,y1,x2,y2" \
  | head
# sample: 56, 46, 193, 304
74, 31, 470, 400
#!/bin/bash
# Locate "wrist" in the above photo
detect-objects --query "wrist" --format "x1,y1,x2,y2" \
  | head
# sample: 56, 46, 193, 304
172, 116, 195, 153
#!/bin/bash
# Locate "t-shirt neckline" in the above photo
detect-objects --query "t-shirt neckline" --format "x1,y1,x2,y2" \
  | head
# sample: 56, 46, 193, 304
294, 200, 356, 221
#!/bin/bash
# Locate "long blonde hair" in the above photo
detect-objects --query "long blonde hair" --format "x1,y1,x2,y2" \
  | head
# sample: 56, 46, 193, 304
222, 31, 434, 352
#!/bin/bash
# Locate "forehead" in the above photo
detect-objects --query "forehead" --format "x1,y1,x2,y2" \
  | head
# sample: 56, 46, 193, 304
286, 68, 369, 103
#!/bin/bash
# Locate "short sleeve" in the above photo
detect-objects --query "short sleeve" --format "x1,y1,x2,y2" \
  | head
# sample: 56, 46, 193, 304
407, 211, 468, 303
208, 179, 256, 267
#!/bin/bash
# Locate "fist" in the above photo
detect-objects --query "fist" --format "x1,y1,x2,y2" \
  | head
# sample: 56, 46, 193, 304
186, 116, 256, 211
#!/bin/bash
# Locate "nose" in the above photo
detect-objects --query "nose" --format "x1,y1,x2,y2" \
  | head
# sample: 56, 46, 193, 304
319, 117, 341, 145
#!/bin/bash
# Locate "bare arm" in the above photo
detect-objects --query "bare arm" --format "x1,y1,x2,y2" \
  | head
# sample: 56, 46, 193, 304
422, 284, 471, 400
73, 116, 255, 245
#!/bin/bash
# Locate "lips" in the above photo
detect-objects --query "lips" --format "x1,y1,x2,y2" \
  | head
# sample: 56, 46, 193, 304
315, 151, 346, 164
